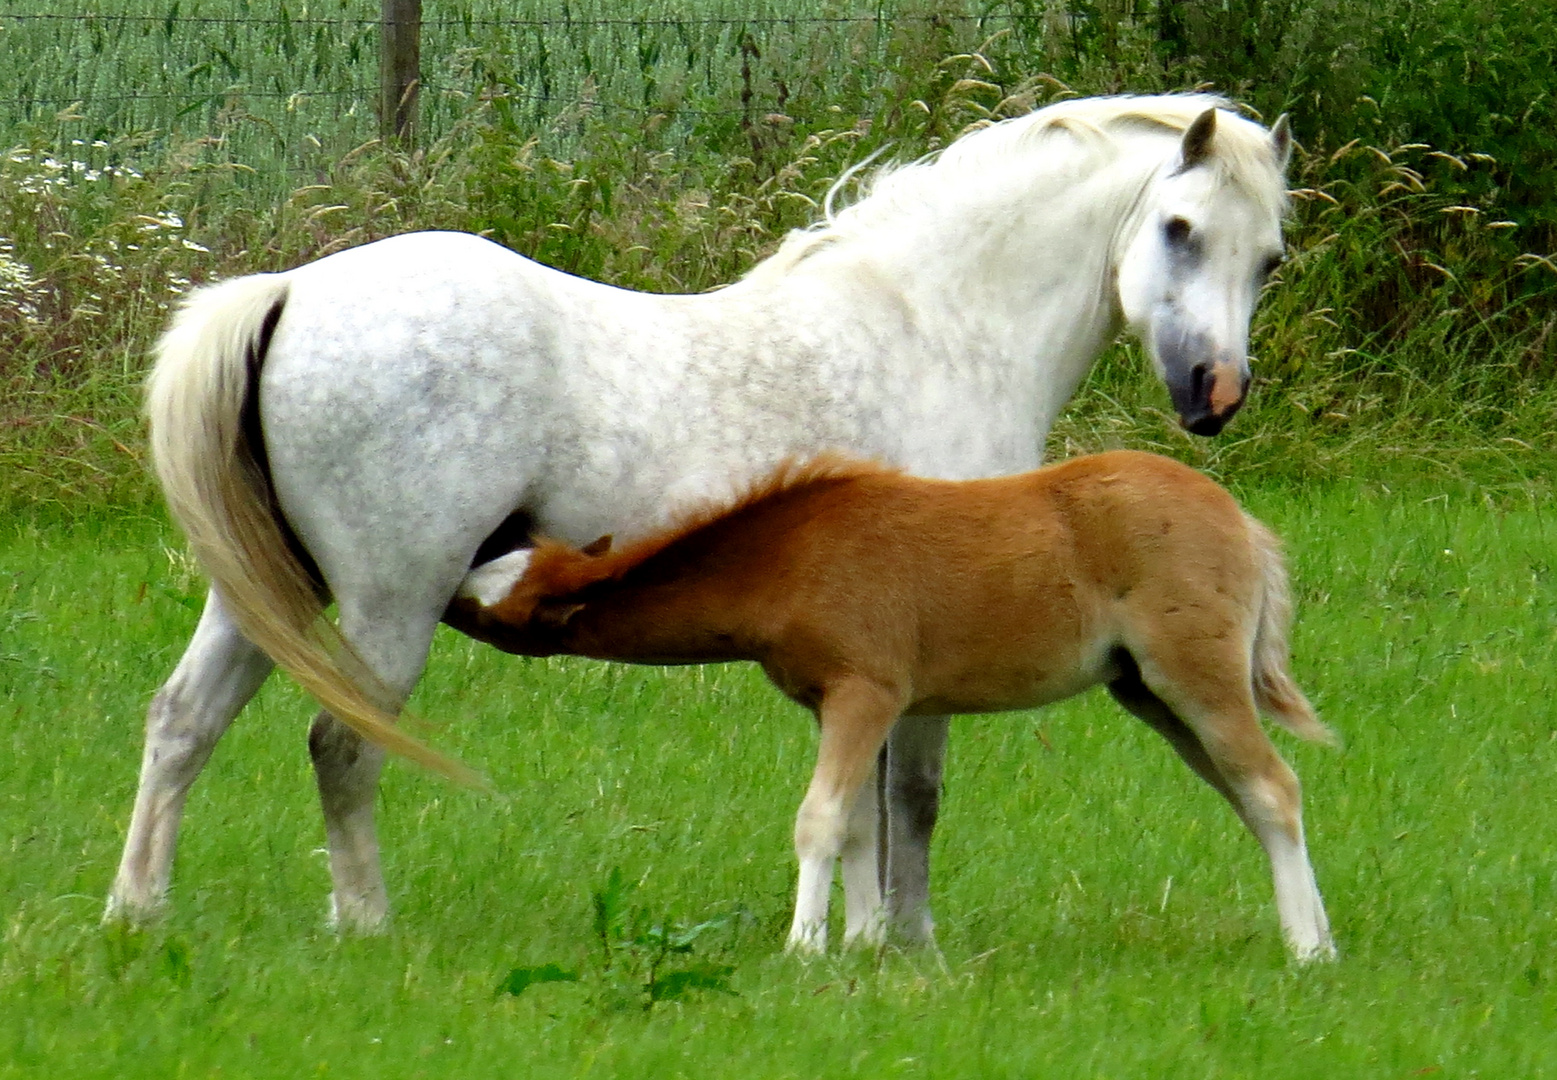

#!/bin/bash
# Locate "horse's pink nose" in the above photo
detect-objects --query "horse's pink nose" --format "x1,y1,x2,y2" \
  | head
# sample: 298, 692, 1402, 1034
1181, 359, 1249, 436
1206, 359, 1247, 417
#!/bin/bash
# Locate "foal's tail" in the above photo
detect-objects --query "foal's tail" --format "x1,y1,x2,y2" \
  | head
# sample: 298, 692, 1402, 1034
147, 275, 476, 782
1245, 514, 1338, 747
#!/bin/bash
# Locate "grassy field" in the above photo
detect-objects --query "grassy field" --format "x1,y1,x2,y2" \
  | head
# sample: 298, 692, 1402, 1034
2, 1, 1555, 1074
3, 480, 1555, 1076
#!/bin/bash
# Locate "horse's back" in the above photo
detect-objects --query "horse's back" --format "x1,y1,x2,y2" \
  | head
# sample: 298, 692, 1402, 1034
253, 231, 666, 593
895, 452, 1261, 712
1037, 452, 1266, 672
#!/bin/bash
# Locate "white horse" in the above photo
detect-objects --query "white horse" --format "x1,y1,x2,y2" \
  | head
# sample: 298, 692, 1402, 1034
111, 94, 1293, 944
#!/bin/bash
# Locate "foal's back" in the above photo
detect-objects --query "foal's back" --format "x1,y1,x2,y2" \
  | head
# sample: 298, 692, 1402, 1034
716, 450, 1259, 715
461, 450, 1259, 716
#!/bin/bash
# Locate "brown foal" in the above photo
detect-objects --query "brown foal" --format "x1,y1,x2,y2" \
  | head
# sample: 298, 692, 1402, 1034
447, 450, 1337, 960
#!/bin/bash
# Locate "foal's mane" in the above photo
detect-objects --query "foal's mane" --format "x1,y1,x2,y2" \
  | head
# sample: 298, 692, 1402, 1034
746, 93, 1287, 282
522, 454, 898, 601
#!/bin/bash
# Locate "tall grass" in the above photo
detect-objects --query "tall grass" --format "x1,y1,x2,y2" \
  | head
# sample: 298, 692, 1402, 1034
5, 0, 1553, 237
0, 2, 1025, 184
2, 2, 1554, 514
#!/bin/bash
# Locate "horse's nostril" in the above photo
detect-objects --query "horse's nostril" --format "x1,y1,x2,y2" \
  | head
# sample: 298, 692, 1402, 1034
1189, 362, 1210, 401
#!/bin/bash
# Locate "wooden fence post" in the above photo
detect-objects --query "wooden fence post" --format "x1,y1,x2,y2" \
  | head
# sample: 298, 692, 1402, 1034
380, 0, 421, 146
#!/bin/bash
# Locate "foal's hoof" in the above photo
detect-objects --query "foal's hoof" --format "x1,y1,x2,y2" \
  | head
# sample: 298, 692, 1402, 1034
785, 923, 827, 956
841, 918, 887, 951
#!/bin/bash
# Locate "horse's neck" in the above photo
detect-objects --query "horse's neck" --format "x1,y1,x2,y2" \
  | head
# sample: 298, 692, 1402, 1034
745, 147, 1159, 433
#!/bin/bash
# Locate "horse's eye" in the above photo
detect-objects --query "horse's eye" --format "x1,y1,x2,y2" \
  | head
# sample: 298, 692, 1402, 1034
1163, 216, 1193, 245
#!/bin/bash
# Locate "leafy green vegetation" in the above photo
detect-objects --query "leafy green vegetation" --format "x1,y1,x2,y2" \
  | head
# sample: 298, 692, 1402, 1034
2, 1, 1553, 512
3, 483, 1555, 1075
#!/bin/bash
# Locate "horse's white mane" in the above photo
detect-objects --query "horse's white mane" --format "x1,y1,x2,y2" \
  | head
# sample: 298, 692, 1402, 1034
747, 93, 1287, 283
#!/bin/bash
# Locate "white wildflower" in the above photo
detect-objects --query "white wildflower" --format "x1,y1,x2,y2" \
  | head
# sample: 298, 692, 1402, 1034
0, 239, 43, 325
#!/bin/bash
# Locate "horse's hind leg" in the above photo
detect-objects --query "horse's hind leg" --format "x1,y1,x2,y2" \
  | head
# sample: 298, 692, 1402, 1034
1129, 643, 1333, 961
881, 714, 949, 945
106, 589, 274, 923
308, 594, 446, 933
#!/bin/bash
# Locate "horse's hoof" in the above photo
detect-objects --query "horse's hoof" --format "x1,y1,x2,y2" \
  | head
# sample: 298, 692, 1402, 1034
885, 914, 937, 949
785, 924, 827, 956
326, 894, 391, 936
1292, 938, 1338, 964
842, 919, 887, 950
102, 892, 164, 927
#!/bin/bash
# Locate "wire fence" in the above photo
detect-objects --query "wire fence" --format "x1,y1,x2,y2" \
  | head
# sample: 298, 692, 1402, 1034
0, 5, 1089, 151
0, 10, 1048, 28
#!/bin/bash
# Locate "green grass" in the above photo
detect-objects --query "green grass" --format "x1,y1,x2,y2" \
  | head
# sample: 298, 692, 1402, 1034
0, 1, 1027, 185
4, 480, 1556, 1076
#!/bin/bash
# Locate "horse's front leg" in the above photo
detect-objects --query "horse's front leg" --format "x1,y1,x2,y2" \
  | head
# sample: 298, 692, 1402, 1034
107, 590, 275, 923
881, 714, 950, 945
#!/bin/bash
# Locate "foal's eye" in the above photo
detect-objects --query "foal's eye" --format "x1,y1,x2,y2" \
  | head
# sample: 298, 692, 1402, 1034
1163, 216, 1193, 245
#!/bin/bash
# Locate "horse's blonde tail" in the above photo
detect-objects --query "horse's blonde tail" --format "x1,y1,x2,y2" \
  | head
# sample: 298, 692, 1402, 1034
1245, 514, 1338, 748
147, 275, 479, 784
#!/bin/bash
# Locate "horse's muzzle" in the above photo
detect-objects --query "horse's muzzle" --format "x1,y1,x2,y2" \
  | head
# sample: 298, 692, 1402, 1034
1172, 359, 1249, 438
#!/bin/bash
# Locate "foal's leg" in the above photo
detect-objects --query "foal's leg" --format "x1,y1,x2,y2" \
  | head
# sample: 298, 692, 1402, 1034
789, 678, 903, 954
1133, 645, 1334, 961
309, 597, 445, 933
881, 715, 949, 944
106, 589, 274, 922
1109, 662, 1242, 812
840, 754, 884, 947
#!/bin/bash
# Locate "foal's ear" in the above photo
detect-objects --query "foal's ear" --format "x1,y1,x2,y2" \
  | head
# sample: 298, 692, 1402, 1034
1179, 107, 1217, 171
533, 598, 587, 627
1270, 113, 1293, 172
580, 534, 613, 557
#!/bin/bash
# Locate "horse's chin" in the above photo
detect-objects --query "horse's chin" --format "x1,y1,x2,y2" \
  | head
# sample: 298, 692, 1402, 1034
1179, 390, 1247, 437
1181, 413, 1228, 437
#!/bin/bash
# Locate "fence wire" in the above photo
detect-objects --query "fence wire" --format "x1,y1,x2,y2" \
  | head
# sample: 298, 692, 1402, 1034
0, 6, 1068, 127
0, 5, 1107, 202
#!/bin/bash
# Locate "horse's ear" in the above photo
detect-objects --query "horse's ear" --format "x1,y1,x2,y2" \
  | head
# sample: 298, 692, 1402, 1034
580, 534, 613, 557
1179, 107, 1217, 171
1270, 113, 1293, 172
